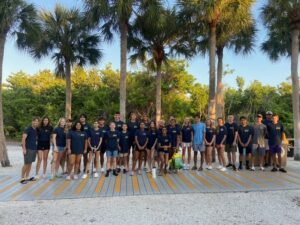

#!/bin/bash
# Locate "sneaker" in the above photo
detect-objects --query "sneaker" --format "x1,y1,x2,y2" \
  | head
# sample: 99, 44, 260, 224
264, 163, 269, 168
34, 175, 40, 180
260, 167, 265, 171
217, 165, 223, 170
41, 174, 46, 179
93, 168, 96, 173
116, 168, 121, 173
271, 167, 278, 172
192, 166, 197, 170
82, 173, 88, 179
20, 179, 28, 184
101, 168, 105, 172
250, 167, 255, 171
144, 167, 147, 171
113, 170, 118, 176
123, 169, 128, 174
74, 175, 79, 180
246, 165, 250, 170
232, 165, 237, 171
207, 166, 213, 170
238, 165, 243, 170
198, 167, 203, 171
138, 170, 142, 175
279, 168, 287, 173
220, 167, 227, 172
183, 164, 186, 170
93, 172, 99, 178
105, 170, 110, 177
146, 169, 151, 173
186, 164, 190, 170
226, 164, 232, 168
66, 175, 71, 180
130, 171, 135, 176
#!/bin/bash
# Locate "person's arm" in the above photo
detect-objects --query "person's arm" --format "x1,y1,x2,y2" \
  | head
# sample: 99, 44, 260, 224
245, 135, 252, 147
67, 138, 71, 155
135, 136, 141, 149
84, 138, 88, 154
221, 135, 227, 146
211, 134, 216, 146
97, 137, 103, 150
233, 130, 238, 146
21, 133, 27, 155
88, 137, 92, 149
117, 138, 121, 151
143, 138, 149, 149
151, 138, 158, 150
52, 132, 58, 152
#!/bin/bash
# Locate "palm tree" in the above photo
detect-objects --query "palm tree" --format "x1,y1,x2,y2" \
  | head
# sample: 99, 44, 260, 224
29, 5, 102, 119
85, 0, 136, 121
0, 0, 39, 167
129, 4, 190, 123
177, 0, 246, 119
261, 0, 300, 160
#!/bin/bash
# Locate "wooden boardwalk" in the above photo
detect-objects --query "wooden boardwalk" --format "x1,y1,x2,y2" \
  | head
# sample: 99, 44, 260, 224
0, 169, 300, 202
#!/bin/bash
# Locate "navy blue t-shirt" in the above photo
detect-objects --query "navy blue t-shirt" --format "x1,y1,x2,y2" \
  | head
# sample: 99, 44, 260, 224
89, 128, 102, 148
114, 120, 124, 132
215, 126, 227, 145
144, 122, 150, 131
238, 125, 254, 145
82, 123, 92, 137
99, 126, 108, 148
168, 125, 181, 147
158, 134, 171, 149
127, 121, 139, 139
181, 126, 193, 143
267, 123, 284, 146
24, 126, 38, 150
38, 126, 53, 142
119, 131, 130, 153
105, 130, 120, 151
225, 122, 238, 145
67, 130, 87, 154
205, 127, 216, 143
147, 129, 158, 148
53, 127, 66, 147
135, 129, 148, 146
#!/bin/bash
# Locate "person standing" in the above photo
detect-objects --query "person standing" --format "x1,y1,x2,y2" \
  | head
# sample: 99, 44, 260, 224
224, 115, 238, 171
21, 118, 39, 184
36, 116, 53, 179
127, 112, 139, 165
204, 119, 215, 170
146, 121, 158, 171
119, 123, 130, 173
192, 115, 206, 171
215, 118, 227, 171
181, 118, 193, 170
237, 116, 254, 170
263, 111, 273, 167
267, 114, 287, 173
98, 117, 108, 172
114, 112, 124, 132
251, 114, 267, 171
167, 118, 181, 162
157, 127, 171, 175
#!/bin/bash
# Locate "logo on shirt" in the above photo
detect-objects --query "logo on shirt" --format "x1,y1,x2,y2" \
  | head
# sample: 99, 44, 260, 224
113, 134, 117, 137
164, 139, 169, 142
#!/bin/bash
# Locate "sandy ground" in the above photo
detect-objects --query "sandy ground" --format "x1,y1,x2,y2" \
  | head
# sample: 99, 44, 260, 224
1, 145, 300, 225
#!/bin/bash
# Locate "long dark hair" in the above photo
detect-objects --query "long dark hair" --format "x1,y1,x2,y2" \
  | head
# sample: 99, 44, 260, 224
216, 117, 224, 135
40, 116, 51, 128
72, 121, 84, 131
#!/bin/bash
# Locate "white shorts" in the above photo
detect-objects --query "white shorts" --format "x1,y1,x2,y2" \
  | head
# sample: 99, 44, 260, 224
182, 142, 192, 148
193, 144, 205, 152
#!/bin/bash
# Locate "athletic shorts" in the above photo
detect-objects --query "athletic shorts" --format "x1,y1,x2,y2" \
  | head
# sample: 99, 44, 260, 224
270, 145, 282, 154
158, 149, 169, 154
106, 150, 118, 158
119, 153, 128, 157
264, 139, 270, 150
225, 144, 237, 153
71, 149, 84, 155
37, 141, 50, 150
182, 142, 192, 148
24, 149, 37, 164
238, 146, 252, 155
193, 144, 205, 152
252, 144, 266, 156
55, 146, 65, 153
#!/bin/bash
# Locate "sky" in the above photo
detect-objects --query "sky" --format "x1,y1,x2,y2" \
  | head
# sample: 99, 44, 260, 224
3, 0, 298, 88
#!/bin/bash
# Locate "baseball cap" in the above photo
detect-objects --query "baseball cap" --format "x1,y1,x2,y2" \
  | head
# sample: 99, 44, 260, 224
266, 111, 273, 115
257, 114, 263, 118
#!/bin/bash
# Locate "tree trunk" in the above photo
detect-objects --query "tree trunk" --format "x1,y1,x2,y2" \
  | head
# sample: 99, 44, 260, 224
65, 60, 72, 120
208, 24, 216, 120
216, 46, 224, 118
156, 63, 162, 124
119, 22, 128, 122
291, 29, 300, 160
0, 33, 11, 167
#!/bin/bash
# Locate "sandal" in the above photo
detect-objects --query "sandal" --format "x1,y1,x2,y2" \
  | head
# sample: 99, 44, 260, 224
28, 177, 37, 181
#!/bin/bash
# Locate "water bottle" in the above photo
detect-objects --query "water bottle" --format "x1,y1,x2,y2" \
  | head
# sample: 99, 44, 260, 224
152, 168, 157, 178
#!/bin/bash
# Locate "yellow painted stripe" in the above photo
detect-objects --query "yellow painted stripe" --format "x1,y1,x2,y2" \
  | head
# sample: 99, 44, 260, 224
132, 176, 140, 193
147, 173, 159, 192
191, 171, 213, 189
219, 172, 252, 188
237, 172, 267, 188
11, 181, 36, 200
275, 174, 300, 185
0, 176, 11, 185
95, 175, 105, 193
178, 172, 195, 190
256, 174, 284, 186
164, 174, 177, 191
74, 177, 89, 195
0, 181, 19, 194
32, 181, 53, 197
53, 181, 71, 196
114, 174, 122, 193
204, 171, 232, 188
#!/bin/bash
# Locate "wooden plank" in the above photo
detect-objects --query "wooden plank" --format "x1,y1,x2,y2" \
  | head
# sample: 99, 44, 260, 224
190, 171, 213, 189
53, 181, 71, 197
177, 172, 196, 190
33, 181, 54, 198
163, 174, 177, 191
119, 173, 127, 196
95, 175, 105, 193
114, 174, 122, 194
74, 177, 89, 195
137, 175, 147, 195
126, 174, 133, 196
146, 173, 159, 192
236, 172, 267, 188
0, 181, 19, 194
11, 181, 36, 201
203, 171, 232, 188
217, 172, 252, 189
132, 175, 140, 194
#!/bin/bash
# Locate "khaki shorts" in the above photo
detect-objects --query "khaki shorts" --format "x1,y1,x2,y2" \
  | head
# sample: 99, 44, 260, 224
225, 144, 237, 153
119, 153, 128, 157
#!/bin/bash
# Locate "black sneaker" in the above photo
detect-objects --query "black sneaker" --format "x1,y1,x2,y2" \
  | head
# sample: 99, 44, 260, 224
113, 170, 118, 176
271, 167, 278, 172
192, 166, 197, 170
264, 163, 269, 168
238, 165, 243, 170
20, 179, 28, 184
116, 168, 121, 173
226, 164, 233, 168
123, 169, 128, 174
279, 168, 287, 173
105, 170, 110, 177
232, 165, 237, 171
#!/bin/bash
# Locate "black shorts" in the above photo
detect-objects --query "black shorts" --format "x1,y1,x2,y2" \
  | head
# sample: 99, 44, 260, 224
71, 149, 84, 155
24, 149, 37, 164
238, 146, 252, 155
37, 141, 50, 150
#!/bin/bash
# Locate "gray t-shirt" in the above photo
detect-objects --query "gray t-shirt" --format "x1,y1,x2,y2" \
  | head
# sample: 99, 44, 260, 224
252, 123, 267, 146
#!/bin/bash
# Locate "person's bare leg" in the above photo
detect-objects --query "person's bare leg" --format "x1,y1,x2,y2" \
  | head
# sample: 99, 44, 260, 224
200, 152, 205, 169
138, 151, 143, 172
187, 146, 191, 166
159, 153, 164, 175
182, 146, 186, 165
165, 154, 169, 171
75, 155, 82, 175
55, 153, 63, 176
26, 163, 32, 178
95, 151, 100, 171
36, 150, 43, 176
232, 152, 236, 166
227, 152, 232, 165
42, 150, 49, 176
193, 151, 198, 168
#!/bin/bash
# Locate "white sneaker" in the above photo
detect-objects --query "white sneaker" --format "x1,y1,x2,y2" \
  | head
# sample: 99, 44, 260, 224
220, 167, 227, 172
41, 174, 46, 179
74, 175, 79, 180
260, 167, 265, 171
35, 175, 40, 180
217, 165, 223, 170
82, 174, 88, 179
66, 175, 71, 180
207, 166, 213, 170
94, 172, 99, 178
251, 166, 255, 171
49, 175, 55, 181
93, 168, 96, 173
101, 168, 105, 172
186, 164, 190, 170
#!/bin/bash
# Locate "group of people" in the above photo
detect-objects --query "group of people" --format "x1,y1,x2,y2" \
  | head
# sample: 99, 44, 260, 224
20, 111, 287, 184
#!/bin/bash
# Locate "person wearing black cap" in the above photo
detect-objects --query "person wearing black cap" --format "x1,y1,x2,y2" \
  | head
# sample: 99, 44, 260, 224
251, 114, 267, 171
